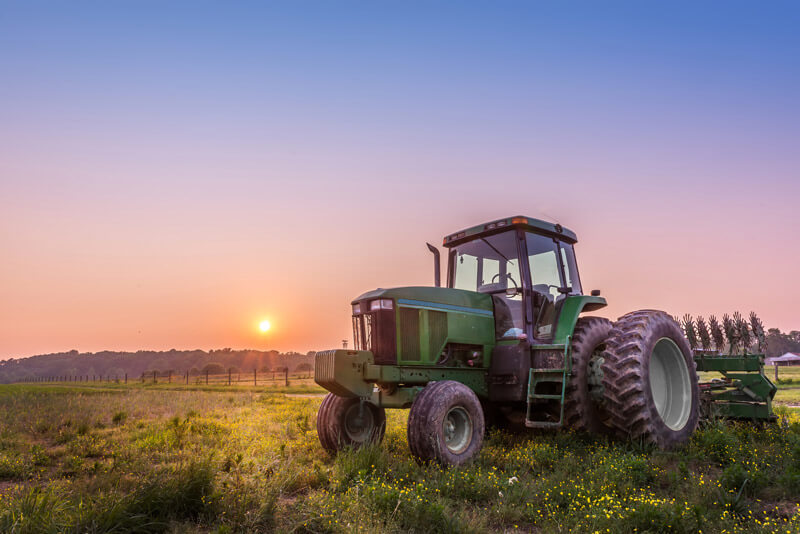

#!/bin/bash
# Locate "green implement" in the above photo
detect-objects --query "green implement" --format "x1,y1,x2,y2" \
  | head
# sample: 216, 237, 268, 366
695, 353, 777, 420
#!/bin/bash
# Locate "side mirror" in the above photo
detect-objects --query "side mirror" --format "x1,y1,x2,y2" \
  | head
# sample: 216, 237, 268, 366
591, 289, 601, 296
505, 286, 520, 298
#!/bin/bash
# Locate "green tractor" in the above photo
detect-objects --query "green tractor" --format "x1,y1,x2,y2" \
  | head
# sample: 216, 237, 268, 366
315, 216, 776, 466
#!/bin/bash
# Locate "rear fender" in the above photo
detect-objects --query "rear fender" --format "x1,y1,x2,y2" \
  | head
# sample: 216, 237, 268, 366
553, 295, 608, 345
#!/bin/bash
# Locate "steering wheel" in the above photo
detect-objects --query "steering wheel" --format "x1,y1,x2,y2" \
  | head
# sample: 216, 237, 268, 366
490, 272, 520, 295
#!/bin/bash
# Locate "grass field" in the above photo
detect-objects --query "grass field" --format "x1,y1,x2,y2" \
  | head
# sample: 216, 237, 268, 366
0, 382, 798, 533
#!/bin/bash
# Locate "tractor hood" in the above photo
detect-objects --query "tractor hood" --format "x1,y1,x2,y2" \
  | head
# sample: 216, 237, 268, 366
351, 286, 496, 367
352, 286, 493, 316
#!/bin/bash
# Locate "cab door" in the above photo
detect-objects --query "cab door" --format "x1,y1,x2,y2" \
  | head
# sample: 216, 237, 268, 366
524, 233, 568, 341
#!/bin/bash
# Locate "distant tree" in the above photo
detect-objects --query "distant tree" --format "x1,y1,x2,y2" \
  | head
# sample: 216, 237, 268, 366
109, 367, 126, 379
150, 359, 168, 374
189, 367, 201, 376
765, 328, 800, 358
295, 363, 313, 373
201, 363, 225, 375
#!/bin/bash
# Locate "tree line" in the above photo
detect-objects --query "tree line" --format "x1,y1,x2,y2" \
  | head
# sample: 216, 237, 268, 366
0, 348, 316, 384
2, 326, 797, 384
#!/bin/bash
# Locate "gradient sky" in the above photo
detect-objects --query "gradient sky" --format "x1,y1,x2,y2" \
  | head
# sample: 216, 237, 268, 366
1, 2, 798, 358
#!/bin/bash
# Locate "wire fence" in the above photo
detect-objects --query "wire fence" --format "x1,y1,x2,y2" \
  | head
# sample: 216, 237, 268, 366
16, 368, 314, 387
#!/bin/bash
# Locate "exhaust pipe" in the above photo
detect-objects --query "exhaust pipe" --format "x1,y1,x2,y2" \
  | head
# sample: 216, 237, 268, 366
426, 243, 441, 287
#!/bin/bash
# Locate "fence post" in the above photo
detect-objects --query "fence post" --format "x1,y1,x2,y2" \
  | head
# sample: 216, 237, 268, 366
168, 370, 172, 384
206, 370, 209, 385
228, 369, 231, 386
254, 369, 257, 386
153, 370, 157, 384
284, 368, 289, 387
775, 364, 779, 381
125, 373, 127, 384
185, 371, 188, 385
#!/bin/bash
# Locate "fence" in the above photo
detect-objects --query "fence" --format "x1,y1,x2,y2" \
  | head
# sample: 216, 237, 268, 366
15, 368, 314, 387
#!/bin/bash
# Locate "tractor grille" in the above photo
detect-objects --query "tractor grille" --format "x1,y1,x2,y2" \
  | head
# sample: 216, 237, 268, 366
399, 307, 449, 362
399, 308, 421, 361
428, 310, 448, 356
352, 308, 396, 364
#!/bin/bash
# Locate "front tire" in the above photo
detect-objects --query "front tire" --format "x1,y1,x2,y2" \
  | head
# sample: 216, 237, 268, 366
407, 381, 485, 467
601, 310, 700, 449
317, 393, 386, 454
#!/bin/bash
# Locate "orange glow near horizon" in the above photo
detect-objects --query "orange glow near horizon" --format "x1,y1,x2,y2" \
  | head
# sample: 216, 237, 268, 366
1, 3, 798, 360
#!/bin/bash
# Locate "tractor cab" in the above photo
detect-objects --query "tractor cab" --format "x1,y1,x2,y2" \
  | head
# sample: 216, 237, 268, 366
443, 216, 584, 343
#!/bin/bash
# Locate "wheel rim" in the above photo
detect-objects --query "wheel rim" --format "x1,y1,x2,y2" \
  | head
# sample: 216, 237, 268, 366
443, 406, 472, 454
343, 403, 375, 443
587, 347, 606, 404
649, 337, 692, 430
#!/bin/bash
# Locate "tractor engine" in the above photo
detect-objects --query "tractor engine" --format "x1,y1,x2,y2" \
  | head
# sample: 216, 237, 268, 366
350, 288, 494, 367
315, 286, 497, 399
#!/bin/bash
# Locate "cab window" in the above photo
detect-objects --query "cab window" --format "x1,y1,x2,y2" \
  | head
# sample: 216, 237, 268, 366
560, 243, 582, 295
525, 233, 563, 339
450, 231, 524, 340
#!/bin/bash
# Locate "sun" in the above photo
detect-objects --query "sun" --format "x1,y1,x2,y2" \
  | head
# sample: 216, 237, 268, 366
259, 320, 271, 332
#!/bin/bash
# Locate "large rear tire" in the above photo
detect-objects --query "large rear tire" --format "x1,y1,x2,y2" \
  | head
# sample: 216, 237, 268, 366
564, 316, 614, 433
601, 310, 700, 449
408, 381, 485, 467
317, 393, 386, 454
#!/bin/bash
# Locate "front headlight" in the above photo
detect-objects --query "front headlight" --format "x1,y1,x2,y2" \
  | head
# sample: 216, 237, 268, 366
369, 299, 393, 311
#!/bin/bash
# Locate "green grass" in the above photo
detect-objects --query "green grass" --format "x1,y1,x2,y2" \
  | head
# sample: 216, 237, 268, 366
776, 387, 800, 405
0, 383, 798, 533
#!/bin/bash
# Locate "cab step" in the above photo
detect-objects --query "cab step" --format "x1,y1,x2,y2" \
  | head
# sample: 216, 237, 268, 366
525, 338, 571, 429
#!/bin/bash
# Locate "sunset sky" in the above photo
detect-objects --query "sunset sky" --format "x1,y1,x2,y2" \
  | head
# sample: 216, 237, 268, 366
1, 2, 798, 359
